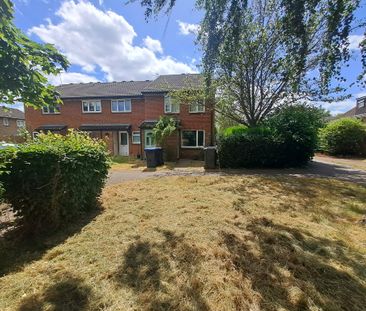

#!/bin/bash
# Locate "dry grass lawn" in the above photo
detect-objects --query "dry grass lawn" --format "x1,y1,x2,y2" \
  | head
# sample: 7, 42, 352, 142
0, 175, 366, 311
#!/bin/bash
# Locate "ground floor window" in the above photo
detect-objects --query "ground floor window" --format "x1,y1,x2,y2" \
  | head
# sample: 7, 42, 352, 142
181, 130, 205, 148
132, 131, 141, 144
16, 120, 25, 127
145, 130, 156, 148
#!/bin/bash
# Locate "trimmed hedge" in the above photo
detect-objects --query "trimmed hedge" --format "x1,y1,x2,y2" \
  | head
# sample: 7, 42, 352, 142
218, 105, 324, 168
318, 118, 366, 156
0, 131, 110, 234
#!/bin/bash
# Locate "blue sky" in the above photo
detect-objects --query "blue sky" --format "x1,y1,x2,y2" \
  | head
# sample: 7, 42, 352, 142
11, 0, 366, 114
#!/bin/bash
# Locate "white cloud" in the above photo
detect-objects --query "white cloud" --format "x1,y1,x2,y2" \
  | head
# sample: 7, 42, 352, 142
29, 1, 196, 82
317, 92, 366, 115
348, 34, 364, 50
48, 72, 99, 85
143, 36, 163, 54
177, 20, 200, 36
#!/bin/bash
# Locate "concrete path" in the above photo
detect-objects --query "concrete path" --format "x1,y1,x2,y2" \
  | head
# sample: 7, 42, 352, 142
108, 158, 366, 186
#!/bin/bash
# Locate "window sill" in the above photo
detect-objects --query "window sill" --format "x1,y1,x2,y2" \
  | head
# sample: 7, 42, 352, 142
82, 111, 102, 114
111, 111, 132, 113
164, 112, 180, 114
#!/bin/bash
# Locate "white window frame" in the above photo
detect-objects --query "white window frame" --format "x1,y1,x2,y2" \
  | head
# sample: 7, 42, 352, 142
357, 98, 365, 108
32, 131, 39, 139
16, 120, 25, 128
42, 105, 61, 114
111, 99, 132, 113
3, 118, 9, 126
132, 131, 141, 144
189, 100, 205, 113
82, 100, 102, 113
164, 95, 180, 113
181, 130, 205, 148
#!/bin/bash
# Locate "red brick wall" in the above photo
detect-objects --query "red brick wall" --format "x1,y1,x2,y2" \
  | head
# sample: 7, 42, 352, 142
25, 94, 215, 159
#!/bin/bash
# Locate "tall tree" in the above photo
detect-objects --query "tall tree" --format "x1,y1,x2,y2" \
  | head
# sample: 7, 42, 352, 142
135, 0, 365, 126
135, 0, 365, 89
0, 0, 69, 107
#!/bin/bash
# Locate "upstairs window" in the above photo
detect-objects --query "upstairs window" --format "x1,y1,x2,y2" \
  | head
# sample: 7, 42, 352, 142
111, 99, 131, 112
357, 98, 365, 108
82, 100, 101, 113
42, 105, 60, 114
164, 96, 180, 113
181, 130, 205, 148
189, 101, 205, 113
16, 120, 25, 127
3, 118, 9, 126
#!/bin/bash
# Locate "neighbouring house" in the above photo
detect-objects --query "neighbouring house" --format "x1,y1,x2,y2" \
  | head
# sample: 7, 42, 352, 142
25, 74, 215, 160
341, 95, 366, 121
0, 106, 25, 142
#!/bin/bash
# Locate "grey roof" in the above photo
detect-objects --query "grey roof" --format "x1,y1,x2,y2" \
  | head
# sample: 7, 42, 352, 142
142, 74, 203, 93
0, 106, 25, 119
57, 81, 152, 99
56, 74, 203, 99
342, 107, 356, 117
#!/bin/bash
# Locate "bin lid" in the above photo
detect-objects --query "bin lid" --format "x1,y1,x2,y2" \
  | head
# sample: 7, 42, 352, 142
144, 147, 162, 151
204, 146, 217, 150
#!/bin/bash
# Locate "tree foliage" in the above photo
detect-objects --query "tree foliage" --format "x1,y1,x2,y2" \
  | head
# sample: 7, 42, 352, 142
136, 0, 365, 89
0, 0, 69, 107
136, 0, 364, 126
153, 116, 177, 146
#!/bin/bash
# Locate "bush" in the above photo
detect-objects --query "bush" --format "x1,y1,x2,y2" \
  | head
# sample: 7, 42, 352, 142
319, 118, 366, 156
223, 125, 248, 137
0, 131, 110, 235
218, 126, 283, 167
218, 105, 325, 168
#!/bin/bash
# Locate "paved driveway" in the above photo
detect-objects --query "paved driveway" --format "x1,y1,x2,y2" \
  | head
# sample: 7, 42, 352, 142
108, 158, 366, 186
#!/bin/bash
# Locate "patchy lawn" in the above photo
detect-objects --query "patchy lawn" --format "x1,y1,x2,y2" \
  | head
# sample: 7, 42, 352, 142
0, 175, 365, 311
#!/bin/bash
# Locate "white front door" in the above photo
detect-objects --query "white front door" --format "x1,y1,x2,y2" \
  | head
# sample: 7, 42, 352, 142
119, 131, 129, 156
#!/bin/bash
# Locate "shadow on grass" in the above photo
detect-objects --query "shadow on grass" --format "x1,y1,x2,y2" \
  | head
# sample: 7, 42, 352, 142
217, 160, 366, 185
230, 175, 366, 222
0, 207, 101, 276
115, 229, 209, 311
17, 273, 92, 311
222, 218, 366, 311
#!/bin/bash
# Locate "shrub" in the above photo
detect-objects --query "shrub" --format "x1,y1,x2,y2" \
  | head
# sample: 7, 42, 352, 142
319, 118, 366, 156
218, 105, 325, 168
218, 126, 284, 167
223, 125, 248, 137
0, 131, 110, 235
266, 105, 326, 166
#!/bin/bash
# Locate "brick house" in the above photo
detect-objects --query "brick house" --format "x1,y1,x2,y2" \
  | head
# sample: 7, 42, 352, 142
0, 106, 25, 142
341, 95, 366, 121
25, 74, 215, 160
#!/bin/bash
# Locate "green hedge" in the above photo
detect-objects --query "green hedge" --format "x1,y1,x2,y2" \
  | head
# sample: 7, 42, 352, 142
318, 118, 366, 156
0, 131, 110, 234
218, 105, 325, 168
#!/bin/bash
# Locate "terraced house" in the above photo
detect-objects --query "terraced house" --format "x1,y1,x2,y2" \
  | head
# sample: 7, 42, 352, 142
0, 106, 25, 142
25, 74, 215, 160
